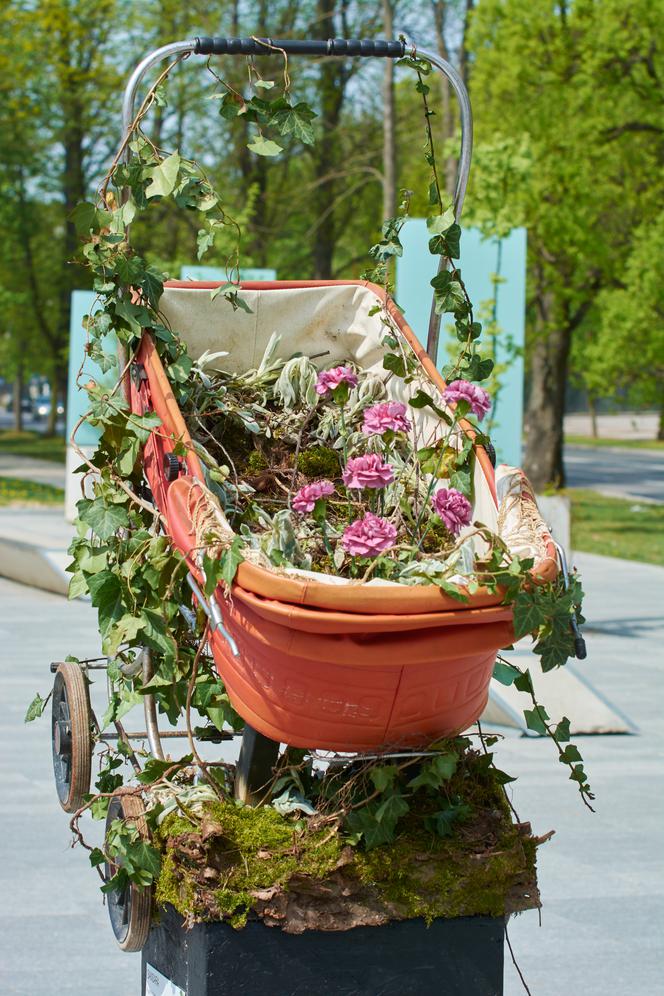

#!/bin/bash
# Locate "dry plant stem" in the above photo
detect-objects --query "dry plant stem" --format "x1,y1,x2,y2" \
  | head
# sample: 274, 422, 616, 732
185, 624, 226, 802
505, 919, 533, 996
100, 54, 189, 204
476, 719, 521, 825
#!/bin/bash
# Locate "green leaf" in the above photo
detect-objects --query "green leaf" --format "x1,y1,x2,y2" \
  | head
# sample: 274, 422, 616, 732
559, 744, 582, 763
79, 497, 129, 540
512, 590, 547, 639
136, 755, 192, 785
369, 765, 399, 793
71, 201, 112, 234
492, 659, 521, 686
88, 570, 125, 636
271, 99, 317, 145
25, 691, 50, 722
425, 800, 472, 838
197, 228, 215, 260
553, 717, 571, 743
375, 792, 410, 824
383, 353, 407, 377
408, 753, 457, 790
524, 706, 549, 736
145, 153, 181, 198
247, 136, 283, 157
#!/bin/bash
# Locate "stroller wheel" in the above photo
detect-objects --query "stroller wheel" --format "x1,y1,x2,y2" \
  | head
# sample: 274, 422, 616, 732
234, 724, 280, 806
105, 792, 153, 952
51, 663, 92, 813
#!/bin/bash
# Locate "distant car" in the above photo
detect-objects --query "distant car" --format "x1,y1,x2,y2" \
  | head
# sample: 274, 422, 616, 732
4, 397, 34, 414
32, 397, 65, 420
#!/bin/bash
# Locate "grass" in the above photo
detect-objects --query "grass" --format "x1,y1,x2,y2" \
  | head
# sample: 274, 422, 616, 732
0, 430, 66, 463
565, 434, 664, 450
0, 476, 64, 507
570, 488, 664, 566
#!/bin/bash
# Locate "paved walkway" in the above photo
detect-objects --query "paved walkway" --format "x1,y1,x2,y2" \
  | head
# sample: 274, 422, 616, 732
1, 551, 663, 994
0, 454, 66, 491
564, 411, 660, 441
565, 444, 664, 503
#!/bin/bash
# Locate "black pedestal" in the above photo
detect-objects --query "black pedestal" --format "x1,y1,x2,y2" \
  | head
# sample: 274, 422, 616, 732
141, 905, 504, 996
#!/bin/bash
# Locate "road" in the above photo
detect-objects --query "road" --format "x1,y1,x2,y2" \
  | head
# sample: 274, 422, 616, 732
564, 444, 664, 503
1, 554, 663, 995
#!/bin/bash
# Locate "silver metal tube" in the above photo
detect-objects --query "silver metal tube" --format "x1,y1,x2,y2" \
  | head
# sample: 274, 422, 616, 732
415, 46, 473, 364
120, 38, 472, 365
141, 648, 165, 760
121, 40, 196, 143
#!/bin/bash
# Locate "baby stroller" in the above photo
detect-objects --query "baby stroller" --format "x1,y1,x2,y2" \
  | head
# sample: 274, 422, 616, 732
51, 34, 564, 952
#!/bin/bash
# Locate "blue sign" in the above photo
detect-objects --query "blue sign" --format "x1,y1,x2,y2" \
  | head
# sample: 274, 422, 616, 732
396, 222, 526, 467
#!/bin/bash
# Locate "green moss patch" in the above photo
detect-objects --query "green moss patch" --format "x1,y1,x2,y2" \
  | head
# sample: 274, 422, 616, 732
153, 793, 542, 933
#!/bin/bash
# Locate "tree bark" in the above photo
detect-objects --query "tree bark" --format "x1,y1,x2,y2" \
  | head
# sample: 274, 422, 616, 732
12, 369, 24, 434
588, 396, 598, 438
522, 292, 572, 490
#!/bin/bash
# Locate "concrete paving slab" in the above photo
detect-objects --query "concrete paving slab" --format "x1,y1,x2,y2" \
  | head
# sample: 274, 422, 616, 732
0, 509, 73, 595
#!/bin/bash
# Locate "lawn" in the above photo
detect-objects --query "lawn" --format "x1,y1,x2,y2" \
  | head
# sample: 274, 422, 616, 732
0, 430, 66, 463
565, 434, 664, 450
0, 476, 64, 507
570, 489, 664, 566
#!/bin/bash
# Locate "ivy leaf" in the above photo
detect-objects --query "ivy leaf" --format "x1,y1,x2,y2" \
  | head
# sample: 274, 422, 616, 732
559, 744, 582, 764
524, 706, 550, 736
79, 497, 129, 540
197, 228, 215, 260
71, 201, 112, 234
375, 792, 410, 824
247, 136, 283, 157
345, 803, 397, 849
408, 753, 457, 790
383, 353, 407, 377
431, 578, 469, 603
534, 622, 574, 671
88, 570, 124, 636
271, 99, 317, 145
425, 800, 472, 838
145, 153, 181, 198
426, 208, 456, 235
492, 659, 521, 686
25, 692, 50, 722
553, 717, 571, 743
512, 590, 547, 639
140, 609, 177, 659
369, 765, 399, 793
136, 755, 192, 785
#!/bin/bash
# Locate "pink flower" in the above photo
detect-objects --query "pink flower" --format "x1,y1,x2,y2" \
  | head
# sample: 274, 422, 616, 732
442, 380, 491, 420
341, 513, 397, 557
292, 479, 335, 514
315, 365, 359, 397
342, 454, 395, 490
431, 487, 473, 536
362, 401, 412, 436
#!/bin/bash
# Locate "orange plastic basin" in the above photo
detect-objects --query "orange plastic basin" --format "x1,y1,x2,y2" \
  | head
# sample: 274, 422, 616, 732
129, 281, 558, 751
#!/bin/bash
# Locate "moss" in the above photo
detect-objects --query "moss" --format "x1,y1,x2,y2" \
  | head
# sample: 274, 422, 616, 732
153, 784, 539, 930
296, 445, 341, 479
246, 449, 269, 473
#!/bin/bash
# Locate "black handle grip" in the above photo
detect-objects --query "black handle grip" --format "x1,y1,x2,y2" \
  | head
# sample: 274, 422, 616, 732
194, 37, 406, 58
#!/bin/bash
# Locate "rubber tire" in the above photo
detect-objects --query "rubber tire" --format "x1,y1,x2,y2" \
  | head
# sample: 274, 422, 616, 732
51, 663, 92, 814
105, 791, 153, 952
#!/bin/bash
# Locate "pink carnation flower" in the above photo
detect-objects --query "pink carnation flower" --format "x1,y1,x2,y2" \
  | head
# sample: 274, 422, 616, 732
315, 366, 359, 397
342, 454, 395, 490
442, 379, 491, 420
341, 512, 397, 557
292, 479, 335, 514
431, 487, 473, 536
362, 401, 412, 436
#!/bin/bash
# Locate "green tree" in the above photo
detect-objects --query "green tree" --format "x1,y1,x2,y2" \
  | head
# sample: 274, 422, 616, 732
466, 0, 664, 488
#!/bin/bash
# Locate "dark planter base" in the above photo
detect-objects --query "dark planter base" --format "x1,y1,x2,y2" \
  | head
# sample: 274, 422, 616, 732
142, 904, 504, 996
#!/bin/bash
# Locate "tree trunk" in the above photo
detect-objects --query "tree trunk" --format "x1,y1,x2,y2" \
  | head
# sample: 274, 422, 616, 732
46, 370, 59, 436
588, 396, 598, 438
658, 399, 664, 441
12, 369, 24, 434
522, 294, 572, 490
382, 0, 396, 222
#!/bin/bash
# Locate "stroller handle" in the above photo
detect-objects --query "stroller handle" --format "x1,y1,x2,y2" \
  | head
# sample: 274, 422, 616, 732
121, 38, 472, 365
194, 37, 407, 57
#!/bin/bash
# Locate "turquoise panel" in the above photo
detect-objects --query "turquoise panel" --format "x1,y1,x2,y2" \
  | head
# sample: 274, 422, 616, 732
180, 266, 277, 281
396, 222, 526, 467
66, 290, 115, 447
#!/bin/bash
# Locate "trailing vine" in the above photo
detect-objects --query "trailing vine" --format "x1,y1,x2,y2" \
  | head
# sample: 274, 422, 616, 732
25, 53, 592, 929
